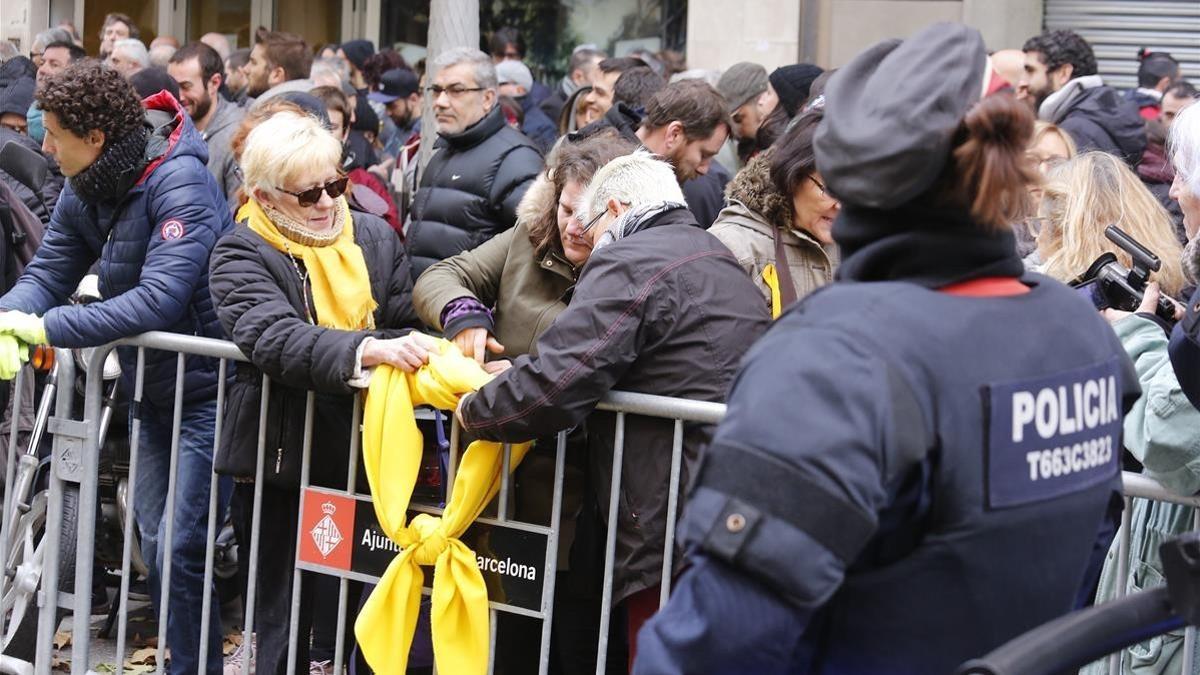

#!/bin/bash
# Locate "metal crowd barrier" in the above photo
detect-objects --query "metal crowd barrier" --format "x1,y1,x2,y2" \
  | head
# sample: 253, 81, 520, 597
0, 330, 1195, 675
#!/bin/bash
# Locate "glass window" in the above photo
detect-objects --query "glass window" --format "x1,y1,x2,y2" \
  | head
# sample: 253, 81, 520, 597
276, 0, 342, 53
188, 0, 252, 50
84, 0, 158, 56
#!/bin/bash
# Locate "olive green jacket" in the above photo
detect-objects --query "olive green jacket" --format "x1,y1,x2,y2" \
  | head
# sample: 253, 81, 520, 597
412, 218, 577, 359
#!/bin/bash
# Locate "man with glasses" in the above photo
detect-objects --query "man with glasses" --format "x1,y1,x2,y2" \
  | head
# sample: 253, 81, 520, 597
405, 47, 543, 280
0, 60, 233, 674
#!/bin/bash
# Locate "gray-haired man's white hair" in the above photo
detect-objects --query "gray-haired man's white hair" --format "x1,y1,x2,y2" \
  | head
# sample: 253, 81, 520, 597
113, 38, 150, 68
579, 150, 685, 223
1171, 102, 1200, 198
432, 47, 497, 90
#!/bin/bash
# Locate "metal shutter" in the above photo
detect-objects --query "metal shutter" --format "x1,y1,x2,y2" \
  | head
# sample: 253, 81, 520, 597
1044, 0, 1200, 91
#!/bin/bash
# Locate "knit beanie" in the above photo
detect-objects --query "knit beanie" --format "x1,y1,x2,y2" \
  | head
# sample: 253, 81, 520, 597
717, 62, 768, 114
769, 63, 824, 117
340, 40, 375, 71
0, 77, 34, 118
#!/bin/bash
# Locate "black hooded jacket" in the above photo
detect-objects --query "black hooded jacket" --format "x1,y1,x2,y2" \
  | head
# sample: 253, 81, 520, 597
1058, 85, 1147, 167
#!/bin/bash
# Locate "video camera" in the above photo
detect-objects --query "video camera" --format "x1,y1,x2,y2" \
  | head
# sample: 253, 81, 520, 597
1070, 225, 1177, 323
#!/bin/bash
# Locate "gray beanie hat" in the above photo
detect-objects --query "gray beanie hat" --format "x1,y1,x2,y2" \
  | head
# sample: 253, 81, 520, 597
717, 62, 768, 114
814, 22, 987, 210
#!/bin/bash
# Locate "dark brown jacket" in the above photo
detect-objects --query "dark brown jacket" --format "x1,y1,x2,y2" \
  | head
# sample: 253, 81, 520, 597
460, 205, 769, 603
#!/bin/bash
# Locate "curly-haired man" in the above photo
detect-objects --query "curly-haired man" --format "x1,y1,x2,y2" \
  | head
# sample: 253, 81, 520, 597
0, 60, 233, 674
1021, 29, 1146, 166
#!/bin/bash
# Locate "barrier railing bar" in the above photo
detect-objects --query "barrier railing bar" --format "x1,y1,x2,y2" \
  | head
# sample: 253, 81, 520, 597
334, 396, 364, 675
537, 431, 568, 675
286, 392, 317, 675
241, 374, 272, 675
0, 366, 24, 640
487, 608, 497, 675
197, 358, 228, 674
660, 419, 685, 606
595, 391, 724, 425
35, 348, 73, 668
150, 354, 188, 674
595, 412, 626, 675
1121, 473, 1200, 507
115, 347, 147, 675
499, 443, 511, 521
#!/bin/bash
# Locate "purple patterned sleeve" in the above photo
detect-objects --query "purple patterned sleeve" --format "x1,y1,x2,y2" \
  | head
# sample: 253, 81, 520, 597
439, 296, 495, 339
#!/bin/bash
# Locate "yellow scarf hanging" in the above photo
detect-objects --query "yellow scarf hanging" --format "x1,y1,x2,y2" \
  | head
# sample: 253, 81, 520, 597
762, 263, 783, 320
356, 338, 532, 675
238, 197, 378, 329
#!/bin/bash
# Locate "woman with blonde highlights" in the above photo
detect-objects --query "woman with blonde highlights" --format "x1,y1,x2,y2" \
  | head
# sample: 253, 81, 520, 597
1036, 150, 1186, 297
209, 111, 427, 674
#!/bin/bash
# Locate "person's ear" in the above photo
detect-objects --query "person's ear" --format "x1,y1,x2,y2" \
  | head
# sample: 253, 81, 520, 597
665, 121, 685, 151
268, 64, 286, 86
85, 128, 105, 149
208, 71, 223, 94
481, 87, 497, 111
607, 197, 621, 217
1054, 63, 1074, 87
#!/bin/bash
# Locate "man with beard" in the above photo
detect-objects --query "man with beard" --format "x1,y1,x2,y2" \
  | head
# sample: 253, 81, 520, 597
636, 81, 730, 185
240, 27, 312, 105
1021, 29, 1145, 166
370, 67, 421, 139
168, 42, 244, 206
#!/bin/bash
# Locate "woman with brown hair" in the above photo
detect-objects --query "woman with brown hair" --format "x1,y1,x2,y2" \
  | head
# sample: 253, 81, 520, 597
412, 128, 636, 361
710, 107, 840, 318
638, 23, 1136, 674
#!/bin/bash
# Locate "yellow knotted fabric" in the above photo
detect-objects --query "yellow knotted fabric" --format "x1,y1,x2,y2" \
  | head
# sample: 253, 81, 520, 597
762, 263, 783, 320
355, 338, 531, 674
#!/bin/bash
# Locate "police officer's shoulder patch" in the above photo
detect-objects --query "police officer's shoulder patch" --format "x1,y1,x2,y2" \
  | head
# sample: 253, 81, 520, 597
983, 356, 1122, 509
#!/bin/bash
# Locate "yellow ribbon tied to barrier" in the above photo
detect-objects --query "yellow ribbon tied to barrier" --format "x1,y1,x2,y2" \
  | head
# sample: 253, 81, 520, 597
762, 263, 783, 320
355, 338, 531, 674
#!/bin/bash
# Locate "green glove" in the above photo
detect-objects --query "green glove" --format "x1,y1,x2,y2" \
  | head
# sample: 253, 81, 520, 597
0, 311, 47, 345
0, 335, 25, 380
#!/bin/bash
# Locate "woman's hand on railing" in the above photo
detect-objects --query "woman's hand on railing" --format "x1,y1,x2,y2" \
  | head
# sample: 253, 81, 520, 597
362, 332, 438, 373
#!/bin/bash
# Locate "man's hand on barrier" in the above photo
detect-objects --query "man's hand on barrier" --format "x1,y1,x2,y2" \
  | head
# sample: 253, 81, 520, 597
0, 335, 28, 380
362, 331, 437, 373
453, 327, 505, 364
0, 311, 47, 345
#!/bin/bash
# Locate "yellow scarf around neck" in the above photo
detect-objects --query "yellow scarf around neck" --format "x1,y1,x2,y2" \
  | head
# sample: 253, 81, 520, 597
356, 339, 531, 675
238, 197, 378, 329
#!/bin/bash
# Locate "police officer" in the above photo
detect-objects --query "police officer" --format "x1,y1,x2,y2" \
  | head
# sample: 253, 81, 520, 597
634, 23, 1139, 675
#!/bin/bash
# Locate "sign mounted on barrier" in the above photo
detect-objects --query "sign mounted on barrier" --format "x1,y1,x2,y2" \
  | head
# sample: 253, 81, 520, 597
297, 487, 549, 614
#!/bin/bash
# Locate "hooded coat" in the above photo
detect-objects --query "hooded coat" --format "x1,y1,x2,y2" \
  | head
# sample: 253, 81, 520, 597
0, 93, 233, 404
1040, 76, 1147, 167
709, 154, 837, 312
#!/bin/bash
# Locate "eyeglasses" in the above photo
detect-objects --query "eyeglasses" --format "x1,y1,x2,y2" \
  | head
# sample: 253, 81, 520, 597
807, 175, 828, 197
280, 176, 349, 207
426, 84, 485, 97
579, 209, 607, 234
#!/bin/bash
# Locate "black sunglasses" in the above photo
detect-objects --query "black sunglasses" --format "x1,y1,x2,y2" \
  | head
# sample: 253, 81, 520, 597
280, 176, 350, 207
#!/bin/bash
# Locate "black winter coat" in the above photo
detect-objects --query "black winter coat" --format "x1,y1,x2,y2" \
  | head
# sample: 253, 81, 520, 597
1059, 86, 1147, 167
460, 206, 770, 602
209, 211, 420, 489
407, 106, 543, 280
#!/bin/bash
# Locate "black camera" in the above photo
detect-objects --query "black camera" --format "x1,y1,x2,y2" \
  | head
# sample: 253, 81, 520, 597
1070, 225, 1178, 323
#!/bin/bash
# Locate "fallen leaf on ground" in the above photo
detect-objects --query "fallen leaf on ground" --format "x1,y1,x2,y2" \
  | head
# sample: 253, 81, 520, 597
128, 646, 157, 665
53, 631, 71, 649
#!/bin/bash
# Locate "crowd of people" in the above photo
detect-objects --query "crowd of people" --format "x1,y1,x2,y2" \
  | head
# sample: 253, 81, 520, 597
0, 13, 1199, 675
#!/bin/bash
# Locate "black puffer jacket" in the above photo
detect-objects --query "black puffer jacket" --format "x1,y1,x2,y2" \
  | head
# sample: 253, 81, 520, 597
407, 106, 542, 280
460, 205, 770, 603
209, 210, 421, 489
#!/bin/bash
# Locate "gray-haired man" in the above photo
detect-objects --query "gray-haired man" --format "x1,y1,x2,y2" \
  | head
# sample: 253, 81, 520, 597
405, 47, 543, 279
